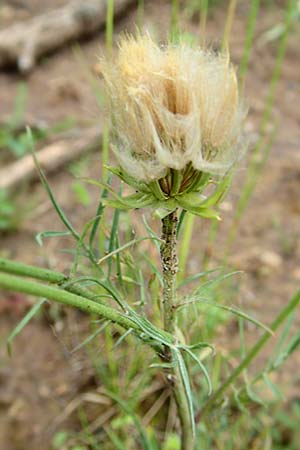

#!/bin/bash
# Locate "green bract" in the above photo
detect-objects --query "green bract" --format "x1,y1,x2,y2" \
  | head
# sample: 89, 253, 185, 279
102, 165, 233, 220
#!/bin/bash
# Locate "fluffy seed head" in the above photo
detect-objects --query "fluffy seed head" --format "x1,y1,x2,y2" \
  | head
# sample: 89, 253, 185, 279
101, 34, 245, 183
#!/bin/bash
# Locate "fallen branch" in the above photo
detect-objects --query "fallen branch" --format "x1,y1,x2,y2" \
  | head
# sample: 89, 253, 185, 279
0, 127, 101, 191
0, 0, 135, 72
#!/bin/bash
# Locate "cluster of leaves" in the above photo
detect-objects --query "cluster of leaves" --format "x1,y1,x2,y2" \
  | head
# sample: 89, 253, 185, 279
96, 165, 232, 221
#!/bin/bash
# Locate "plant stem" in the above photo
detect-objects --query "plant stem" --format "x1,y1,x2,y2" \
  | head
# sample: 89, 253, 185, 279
161, 210, 194, 450
0, 272, 139, 333
0, 257, 104, 303
161, 210, 178, 334
198, 290, 300, 419
0, 257, 66, 283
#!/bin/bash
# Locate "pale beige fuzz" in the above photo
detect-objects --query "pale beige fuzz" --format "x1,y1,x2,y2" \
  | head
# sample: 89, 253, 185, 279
101, 34, 245, 182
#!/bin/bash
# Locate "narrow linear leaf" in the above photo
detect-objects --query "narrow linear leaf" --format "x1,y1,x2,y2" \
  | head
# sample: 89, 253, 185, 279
105, 390, 153, 450
184, 347, 212, 396
27, 128, 80, 241
71, 321, 110, 353
98, 237, 162, 265
180, 298, 273, 335
175, 350, 195, 437
178, 268, 220, 288
142, 215, 161, 252
35, 231, 71, 247
89, 179, 110, 251
7, 298, 46, 355
195, 270, 243, 293
263, 373, 285, 400
113, 328, 133, 348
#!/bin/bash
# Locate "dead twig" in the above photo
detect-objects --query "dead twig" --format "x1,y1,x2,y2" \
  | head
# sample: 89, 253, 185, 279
0, 127, 102, 191
0, 0, 135, 73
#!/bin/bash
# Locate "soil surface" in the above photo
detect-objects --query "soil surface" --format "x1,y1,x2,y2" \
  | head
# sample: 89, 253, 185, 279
0, 1, 300, 449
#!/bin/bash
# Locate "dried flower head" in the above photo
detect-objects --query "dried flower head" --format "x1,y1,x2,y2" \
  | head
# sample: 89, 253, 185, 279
101, 34, 246, 218
101, 35, 245, 184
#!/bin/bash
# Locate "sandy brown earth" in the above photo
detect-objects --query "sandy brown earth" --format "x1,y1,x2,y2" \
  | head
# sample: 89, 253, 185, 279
0, 1, 300, 449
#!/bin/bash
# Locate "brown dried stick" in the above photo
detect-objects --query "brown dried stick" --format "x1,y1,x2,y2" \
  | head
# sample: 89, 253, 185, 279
0, 127, 101, 190
0, 0, 135, 72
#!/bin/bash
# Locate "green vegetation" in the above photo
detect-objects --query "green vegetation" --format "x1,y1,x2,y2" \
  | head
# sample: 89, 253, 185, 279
0, 1, 299, 449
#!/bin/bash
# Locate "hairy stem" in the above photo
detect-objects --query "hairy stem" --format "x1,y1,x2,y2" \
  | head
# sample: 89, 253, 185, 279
161, 210, 178, 334
0, 257, 66, 283
0, 272, 139, 333
0, 257, 105, 303
161, 210, 194, 450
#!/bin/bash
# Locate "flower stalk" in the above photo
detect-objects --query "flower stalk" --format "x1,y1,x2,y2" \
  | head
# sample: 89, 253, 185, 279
160, 210, 194, 449
161, 209, 178, 334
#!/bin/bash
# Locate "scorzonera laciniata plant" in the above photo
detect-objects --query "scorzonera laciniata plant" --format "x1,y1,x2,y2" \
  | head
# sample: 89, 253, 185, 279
99, 34, 245, 448
0, 34, 299, 450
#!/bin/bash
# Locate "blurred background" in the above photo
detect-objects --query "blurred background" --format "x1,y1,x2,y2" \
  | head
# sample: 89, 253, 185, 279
0, 1, 299, 449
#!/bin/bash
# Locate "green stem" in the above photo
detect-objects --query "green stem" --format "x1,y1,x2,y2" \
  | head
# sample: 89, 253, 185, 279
0, 257, 66, 283
0, 257, 104, 304
199, 290, 300, 419
161, 210, 178, 333
0, 272, 139, 333
171, 0, 179, 39
161, 210, 194, 450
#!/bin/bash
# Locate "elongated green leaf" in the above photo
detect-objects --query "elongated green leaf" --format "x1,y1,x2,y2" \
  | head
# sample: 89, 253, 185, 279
105, 390, 153, 450
177, 209, 187, 236
183, 341, 215, 354
61, 276, 126, 310
105, 428, 129, 450
149, 361, 177, 369
142, 215, 161, 252
105, 165, 150, 193
184, 347, 212, 396
71, 321, 110, 353
263, 373, 284, 400
271, 331, 300, 369
138, 269, 146, 306
180, 298, 273, 335
178, 268, 220, 288
197, 173, 233, 209
7, 298, 46, 355
107, 198, 120, 276
245, 384, 266, 407
195, 270, 242, 294
89, 178, 110, 252
27, 128, 80, 242
140, 252, 163, 287
175, 349, 195, 437
113, 328, 133, 348
84, 178, 155, 209
98, 237, 162, 266
35, 230, 72, 247
176, 196, 220, 220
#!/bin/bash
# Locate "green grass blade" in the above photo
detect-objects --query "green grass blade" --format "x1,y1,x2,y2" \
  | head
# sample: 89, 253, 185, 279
27, 128, 80, 241
35, 230, 71, 247
178, 212, 195, 284
71, 321, 110, 353
180, 297, 273, 335
98, 237, 162, 266
175, 349, 195, 437
239, 0, 260, 88
105, 390, 153, 450
7, 298, 46, 355
89, 183, 109, 253
178, 268, 220, 289
184, 347, 212, 396
106, 0, 114, 54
